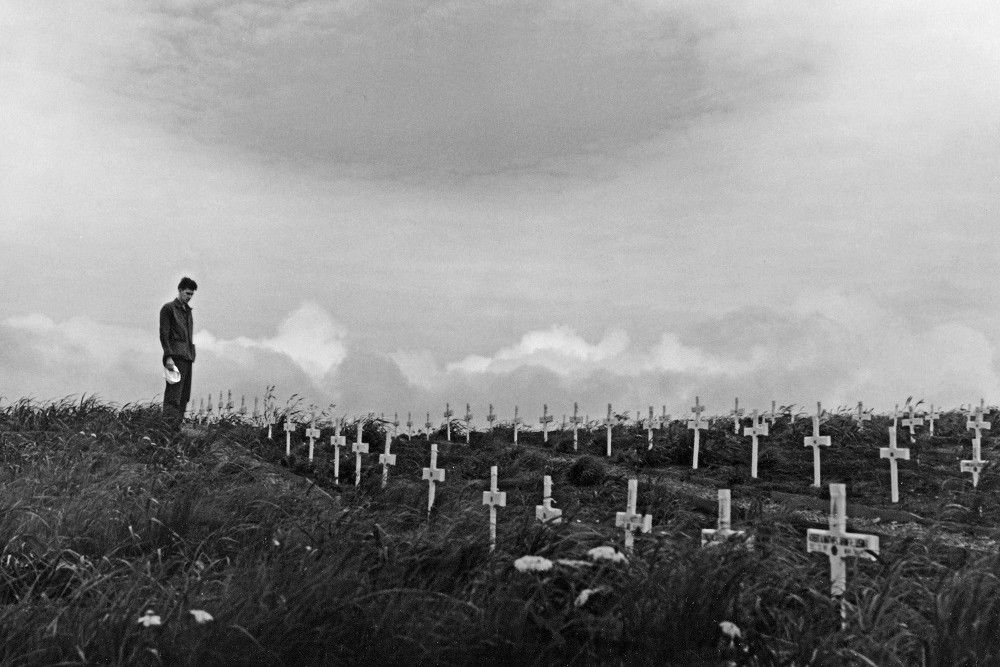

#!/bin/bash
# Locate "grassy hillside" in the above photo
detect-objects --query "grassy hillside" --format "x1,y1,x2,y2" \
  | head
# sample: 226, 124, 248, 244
0, 397, 997, 665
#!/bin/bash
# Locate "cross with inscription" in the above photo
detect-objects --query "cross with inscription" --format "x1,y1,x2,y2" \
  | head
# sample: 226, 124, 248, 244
535, 475, 562, 525
482, 465, 506, 552
803, 402, 831, 488
967, 399, 991, 440
539, 404, 554, 443
688, 396, 707, 469
304, 415, 321, 462
352, 418, 369, 488
806, 484, 879, 597
615, 479, 652, 551
880, 427, 909, 503
901, 404, 923, 444
925, 404, 940, 437
379, 431, 396, 488
422, 444, 445, 516
961, 436, 988, 488
744, 410, 769, 479
702, 489, 744, 546
730, 398, 745, 434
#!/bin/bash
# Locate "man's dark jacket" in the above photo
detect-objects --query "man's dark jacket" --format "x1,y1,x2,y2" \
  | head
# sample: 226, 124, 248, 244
159, 298, 195, 365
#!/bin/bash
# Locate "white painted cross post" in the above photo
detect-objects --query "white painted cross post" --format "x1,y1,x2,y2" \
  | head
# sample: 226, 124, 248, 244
880, 427, 910, 503
961, 436, 988, 487
901, 405, 923, 444
206, 394, 214, 421
853, 402, 872, 429
422, 444, 445, 516
239, 395, 247, 418
701, 489, 745, 546
464, 404, 473, 444
744, 410, 769, 479
661, 406, 669, 432
379, 431, 396, 488
535, 475, 562, 525
482, 465, 506, 552
265, 408, 274, 440
406, 412, 413, 438
218, 392, 224, 416
766, 400, 778, 427
926, 404, 940, 436
197, 398, 205, 422
604, 404, 614, 457
330, 421, 345, 484
253, 397, 260, 423
806, 484, 879, 598
487, 404, 496, 432
425, 413, 433, 441
804, 402, 831, 488
226, 390, 233, 415
730, 398, 745, 434
891, 404, 900, 430
444, 403, 454, 442
967, 399, 991, 441
283, 415, 296, 457
513, 405, 523, 445
392, 412, 400, 436
305, 415, 321, 462
688, 396, 707, 469
570, 402, 583, 451
539, 404, 554, 443
353, 419, 369, 488
615, 479, 652, 551
644, 406, 658, 450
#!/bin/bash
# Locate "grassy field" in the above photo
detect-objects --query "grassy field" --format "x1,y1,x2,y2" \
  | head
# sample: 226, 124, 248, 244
0, 396, 997, 665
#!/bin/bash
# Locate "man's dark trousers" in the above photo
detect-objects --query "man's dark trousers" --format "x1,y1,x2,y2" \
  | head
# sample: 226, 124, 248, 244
163, 358, 193, 427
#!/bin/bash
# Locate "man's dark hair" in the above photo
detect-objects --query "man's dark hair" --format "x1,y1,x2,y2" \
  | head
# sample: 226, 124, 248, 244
178, 277, 198, 291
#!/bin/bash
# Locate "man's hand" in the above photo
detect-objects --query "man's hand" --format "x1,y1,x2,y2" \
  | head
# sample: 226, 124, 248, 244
165, 357, 177, 372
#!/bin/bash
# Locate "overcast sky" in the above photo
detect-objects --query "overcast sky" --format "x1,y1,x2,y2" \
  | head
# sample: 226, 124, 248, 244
2, 1, 998, 420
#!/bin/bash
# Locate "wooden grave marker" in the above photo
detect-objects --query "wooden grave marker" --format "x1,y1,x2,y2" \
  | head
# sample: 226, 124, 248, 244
379, 431, 396, 488
853, 402, 872, 428
806, 484, 879, 597
702, 489, 744, 546
961, 436, 988, 488
513, 405, 523, 444
443, 403, 454, 442
744, 410, 769, 479
688, 396, 707, 469
487, 404, 497, 432
967, 399, 991, 440
570, 402, 583, 451
482, 466, 506, 552
730, 398, 745, 434
604, 404, 614, 457
539, 404, 554, 443
406, 412, 413, 438
283, 414, 296, 457
464, 404, 473, 444
615, 479, 652, 551
901, 405, 923, 444
535, 475, 562, 524
880, 427, 910, 503
804, 402, 831, 488
422, 444, 445, 516
926, 404, 940, 436
304, 415, 321, 462
644, 406, 659, 450
425, 412, 433, 441
330, 420, 346, 484
353, 419, 369, 488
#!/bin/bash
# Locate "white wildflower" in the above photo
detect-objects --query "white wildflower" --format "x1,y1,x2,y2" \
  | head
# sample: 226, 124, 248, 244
137, 610, 161, 627
719, 621, 742, 639
272, 538, 280, 547
587, 546, 628, 564
189, 609, 214, 624
513, 555, 553, 572
574, 586, 611, 608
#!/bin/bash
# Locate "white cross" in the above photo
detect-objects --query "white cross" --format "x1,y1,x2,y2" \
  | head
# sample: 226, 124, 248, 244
265, 409, 274, 440
702, 489, 744, 546
535, 475, 562, 524
616, 479, 652, 551
464, 404, 473, 444
487, 404, 496, 431
661, 405, 669, 431
391, 412, 400, 436
961, 436, 988, 487
925, 404, 940, 436
744, 410, 769, 479
570, 402, 583, 451
443, 403, 454, 442
207, 394, 214, 417
730, 398, 745, 434
765, 400, 778, 427
406, 412, 413, 438
891, 404, 900, 429
804, 402, 831, 488
853, 402, 872, 428
239, 395, 247, 416
901, 405, 923, 442
539, 404, 554, 443
688, 396, 707, 469
253, 396, 260, 422
513, 405, 523, 445
283, 415, 296, 457
482, 465, 506, 552
425, 412, 433, 441
806, 484, 879, 597
422, 444, 445, 516
967, 399, 991, 440
604, 404, 614, 457
304, 415, 321, 462
644, 406, 659, 450
880, 427, 910, 503
379, 431, 396, 488
197, 397, 205, 418
330, 421, 346, 485
226, 390, 233, 414
353, 419, 369, 488
218, 391, 224, 415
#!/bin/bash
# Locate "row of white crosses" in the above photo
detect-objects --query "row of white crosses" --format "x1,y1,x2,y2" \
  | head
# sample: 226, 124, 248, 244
195, 391, 259, 422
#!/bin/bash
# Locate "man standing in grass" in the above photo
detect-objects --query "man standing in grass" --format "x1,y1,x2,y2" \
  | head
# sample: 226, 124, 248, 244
160, 277, 197, 427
